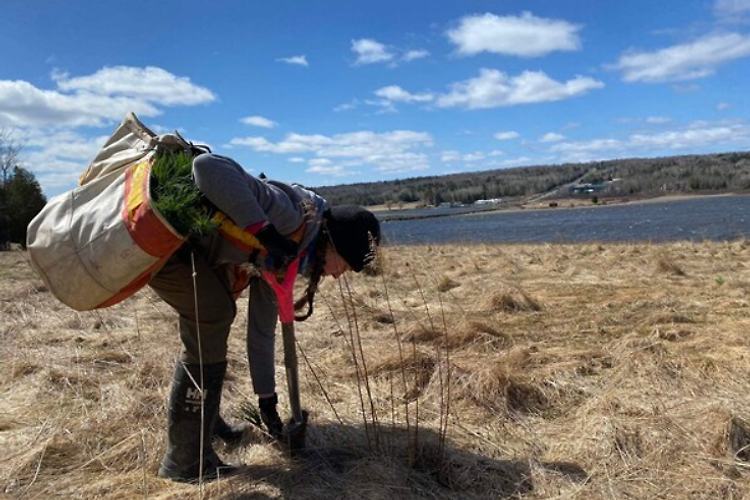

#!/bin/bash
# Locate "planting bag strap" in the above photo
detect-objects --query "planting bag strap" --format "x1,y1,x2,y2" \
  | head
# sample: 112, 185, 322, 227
79, 112, 156, 185
212, 211, 307, 254
79, 112, 194, 186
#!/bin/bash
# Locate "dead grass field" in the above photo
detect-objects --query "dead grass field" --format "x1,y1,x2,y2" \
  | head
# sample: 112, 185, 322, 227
2, 240, 750, 499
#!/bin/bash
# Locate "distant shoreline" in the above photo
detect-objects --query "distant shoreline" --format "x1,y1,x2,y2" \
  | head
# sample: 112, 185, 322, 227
374, 191, 749, 221
512, 191, 745, 213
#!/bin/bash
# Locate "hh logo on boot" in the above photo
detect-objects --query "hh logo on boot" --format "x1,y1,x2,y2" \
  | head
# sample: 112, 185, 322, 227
185, 388, 207, 412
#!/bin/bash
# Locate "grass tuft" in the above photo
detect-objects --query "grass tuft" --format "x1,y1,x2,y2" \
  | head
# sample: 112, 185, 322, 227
437, 276, 460, 293
656, 257, 686, 276
487, 288, 543, 313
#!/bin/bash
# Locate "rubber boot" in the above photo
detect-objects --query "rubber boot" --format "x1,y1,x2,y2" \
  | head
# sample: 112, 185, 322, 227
259, 394, 285, 441
213, 414, 247, 447
158, 361, 238, 483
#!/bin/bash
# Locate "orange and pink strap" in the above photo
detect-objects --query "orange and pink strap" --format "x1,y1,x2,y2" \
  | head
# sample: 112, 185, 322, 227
261, 257, 300, 324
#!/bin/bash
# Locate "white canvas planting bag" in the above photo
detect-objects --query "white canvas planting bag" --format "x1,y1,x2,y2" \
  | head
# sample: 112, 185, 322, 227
27, 112, 191, 311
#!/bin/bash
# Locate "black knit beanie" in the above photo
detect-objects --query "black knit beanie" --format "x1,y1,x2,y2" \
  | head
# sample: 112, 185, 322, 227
324, 205, 381, 272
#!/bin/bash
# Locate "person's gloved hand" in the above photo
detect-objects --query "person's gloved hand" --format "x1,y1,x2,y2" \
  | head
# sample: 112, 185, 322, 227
255, 224, 299, 271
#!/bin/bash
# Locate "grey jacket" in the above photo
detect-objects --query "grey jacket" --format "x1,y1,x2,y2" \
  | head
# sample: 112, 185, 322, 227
191, 153, 328, 273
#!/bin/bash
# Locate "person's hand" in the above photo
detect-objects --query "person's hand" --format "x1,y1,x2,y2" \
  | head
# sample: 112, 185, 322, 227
255, 224, 298, 271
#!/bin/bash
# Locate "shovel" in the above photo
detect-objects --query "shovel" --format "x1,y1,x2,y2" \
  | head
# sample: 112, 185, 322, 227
262, 258, 307, 453
280, 321, 308, 452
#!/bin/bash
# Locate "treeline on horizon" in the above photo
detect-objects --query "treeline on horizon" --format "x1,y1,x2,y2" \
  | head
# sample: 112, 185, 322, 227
312, 151, 750, 207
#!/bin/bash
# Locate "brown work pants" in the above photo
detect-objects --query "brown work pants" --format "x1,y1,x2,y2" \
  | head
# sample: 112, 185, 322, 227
149, 247, 280, 396
149, 247, 236, 365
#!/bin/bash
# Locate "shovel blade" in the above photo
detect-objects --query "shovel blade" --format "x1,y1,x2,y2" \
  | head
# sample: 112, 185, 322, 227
284, 410, 308, 455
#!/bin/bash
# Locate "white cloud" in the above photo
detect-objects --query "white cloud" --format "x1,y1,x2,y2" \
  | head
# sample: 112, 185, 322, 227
550, 138, 625, 154
55, 66, 216, 106
440, 150, 486, 162
306, 166, 354, 176
308, 158, 333, 168
499, 156, 534, 167
714, 0, 750, 18
436, 69, 604, 109
446, 12, 581, 57
351, 39, 394, 65
494, 131, 520, 140
365, 99, 398, 114
240, 115, 278, 128
229, 129, 433, 174
403, 49, 430, 62
612, 33, 750, 83
351, 40, 429, 66
462, 152, 486, 162
374, 85, 434, 103
687, 120, 711, 129
548, 123, 750, 162
645, 116, 671, 124
371, 152, 430, 173
19, 129, 109, 194
334, 100, 359, 112
277, 55, 309, 67
306, 158, 358, 177
229, 136, 273, 150
150, 124, 186, 135
26, 131, 108, 163
540, 132, 565, 143
618, 116, 672, 125
629, 125, 750, 149
0, 67, 215, 195
0, 80, 159, 128
0, 66, 215, 128
441, 150, 461, 162
288, 157, 306, 163
717, 102, 731, 110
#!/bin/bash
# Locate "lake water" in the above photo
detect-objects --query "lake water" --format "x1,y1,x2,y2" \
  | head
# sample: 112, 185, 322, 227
381, 194, 750, 245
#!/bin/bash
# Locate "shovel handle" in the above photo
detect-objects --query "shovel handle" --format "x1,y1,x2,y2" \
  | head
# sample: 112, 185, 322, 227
282, 322, 304, 423
262, 261, 304, 424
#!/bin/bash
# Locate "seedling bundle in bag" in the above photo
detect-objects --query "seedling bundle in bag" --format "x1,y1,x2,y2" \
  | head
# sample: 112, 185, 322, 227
26, 113, 202, 310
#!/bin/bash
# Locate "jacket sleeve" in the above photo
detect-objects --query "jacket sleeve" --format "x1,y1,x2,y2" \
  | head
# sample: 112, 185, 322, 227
246, 275, 279, 395
192, 154, 271, 230
192, 153, 306, 236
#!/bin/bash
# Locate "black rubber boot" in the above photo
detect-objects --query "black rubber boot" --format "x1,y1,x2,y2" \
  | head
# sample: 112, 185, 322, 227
158, 362, 238, 483
259, 394, 285, 441
213, 414, 247, 447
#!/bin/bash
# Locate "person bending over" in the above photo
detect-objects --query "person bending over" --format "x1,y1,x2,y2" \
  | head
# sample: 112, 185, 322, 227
149, 153, 381, 482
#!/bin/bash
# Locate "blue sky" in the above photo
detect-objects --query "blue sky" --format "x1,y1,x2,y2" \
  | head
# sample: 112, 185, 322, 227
2, 0, 750, 197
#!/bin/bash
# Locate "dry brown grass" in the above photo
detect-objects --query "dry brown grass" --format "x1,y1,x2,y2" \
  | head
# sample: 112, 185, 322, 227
2, 239, 750, 498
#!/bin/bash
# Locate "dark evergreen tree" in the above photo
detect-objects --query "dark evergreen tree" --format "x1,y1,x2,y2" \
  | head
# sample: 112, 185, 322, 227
1, 166, 47, 248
